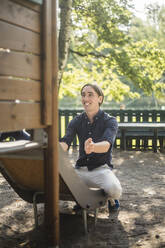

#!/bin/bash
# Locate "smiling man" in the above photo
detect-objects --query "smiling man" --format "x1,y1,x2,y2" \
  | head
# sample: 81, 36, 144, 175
60, 83, 122, 213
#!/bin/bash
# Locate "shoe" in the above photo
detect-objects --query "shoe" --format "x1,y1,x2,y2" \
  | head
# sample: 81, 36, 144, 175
108, 199, 120, 212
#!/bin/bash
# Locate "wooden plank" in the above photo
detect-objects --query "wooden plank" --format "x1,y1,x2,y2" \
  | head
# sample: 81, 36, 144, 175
12, 0, 42, 11
0, 76, 41, 101
0, 50, 41, 81
44, 0, 59, 246
0, 102, 44, 131
42, 0, 52, 125
0, 21, 40, 54
0, 0, 41, 33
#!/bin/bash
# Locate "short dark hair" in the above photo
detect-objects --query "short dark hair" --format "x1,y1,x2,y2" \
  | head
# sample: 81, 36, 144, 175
81, 83, 104, 105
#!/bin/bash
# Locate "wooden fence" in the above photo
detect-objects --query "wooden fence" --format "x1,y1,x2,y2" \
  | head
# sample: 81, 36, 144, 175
59, 109, 165, 151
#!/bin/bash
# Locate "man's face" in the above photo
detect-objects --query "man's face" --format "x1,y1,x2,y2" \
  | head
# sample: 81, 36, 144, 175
81, 86, 103, 112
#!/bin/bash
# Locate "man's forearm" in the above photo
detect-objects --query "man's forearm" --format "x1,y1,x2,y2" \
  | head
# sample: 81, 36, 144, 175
93, 141, 111, 153
85, 138, 111, 154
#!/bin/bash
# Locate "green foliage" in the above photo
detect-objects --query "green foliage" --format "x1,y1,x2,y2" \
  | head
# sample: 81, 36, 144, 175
59, 0, 165, 107
73, 0, 131, 45
130, 4, 165, 49
60, 62, 140, 102
119, 40, 165, 94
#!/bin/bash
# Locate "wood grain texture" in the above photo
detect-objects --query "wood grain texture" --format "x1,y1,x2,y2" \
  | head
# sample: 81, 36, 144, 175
42, 0, 52, 125
0, 21, 41, 54
0, 51, 41, 80
0, 102, 44, 131
0, 0, 41, 33
0, 76, 41, 101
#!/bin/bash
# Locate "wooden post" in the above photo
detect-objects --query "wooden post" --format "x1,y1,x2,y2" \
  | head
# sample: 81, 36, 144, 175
44, 0, 59, 247
42, 0, 52, 125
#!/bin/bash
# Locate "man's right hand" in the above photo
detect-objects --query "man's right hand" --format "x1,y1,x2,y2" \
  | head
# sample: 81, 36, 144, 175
60, 142, 68, 151
84, 138, 94, 154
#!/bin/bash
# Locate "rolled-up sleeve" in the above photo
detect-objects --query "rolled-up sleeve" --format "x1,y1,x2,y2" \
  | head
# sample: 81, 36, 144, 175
59, 118, 77, 148
101, 117, 118, 147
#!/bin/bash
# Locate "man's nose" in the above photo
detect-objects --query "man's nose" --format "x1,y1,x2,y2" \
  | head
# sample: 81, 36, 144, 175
83, 95, 89, 101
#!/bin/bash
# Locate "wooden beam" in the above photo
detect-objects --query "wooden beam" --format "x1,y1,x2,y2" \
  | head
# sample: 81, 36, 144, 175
44, 0, 60, 246
42, 0, 52, 125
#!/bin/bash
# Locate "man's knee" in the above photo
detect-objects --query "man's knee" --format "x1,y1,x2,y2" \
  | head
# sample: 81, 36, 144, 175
105, 182, 122, 199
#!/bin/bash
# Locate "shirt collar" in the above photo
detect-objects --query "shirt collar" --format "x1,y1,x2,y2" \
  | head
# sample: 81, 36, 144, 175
83, 109, 103, 121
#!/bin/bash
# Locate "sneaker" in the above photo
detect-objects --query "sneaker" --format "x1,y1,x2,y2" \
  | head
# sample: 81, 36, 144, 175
108, 199, 120, 212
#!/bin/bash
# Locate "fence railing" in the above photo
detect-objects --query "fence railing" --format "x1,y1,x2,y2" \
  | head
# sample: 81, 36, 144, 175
59, 109, 165, 151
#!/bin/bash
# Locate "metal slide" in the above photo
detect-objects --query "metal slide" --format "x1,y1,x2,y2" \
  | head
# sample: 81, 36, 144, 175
59, 145, 107, 210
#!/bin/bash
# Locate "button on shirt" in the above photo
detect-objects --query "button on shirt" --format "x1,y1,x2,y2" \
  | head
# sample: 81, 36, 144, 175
60, 110, 118, 171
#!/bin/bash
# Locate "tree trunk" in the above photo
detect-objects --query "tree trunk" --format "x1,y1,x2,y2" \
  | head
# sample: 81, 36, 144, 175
58, 0, 72, 86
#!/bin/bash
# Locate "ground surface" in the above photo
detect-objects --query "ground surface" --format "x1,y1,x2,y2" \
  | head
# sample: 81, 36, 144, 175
0, 149, 165, 248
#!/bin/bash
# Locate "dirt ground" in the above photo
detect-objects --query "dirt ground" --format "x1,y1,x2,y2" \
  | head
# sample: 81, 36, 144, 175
0, 149, 165, 248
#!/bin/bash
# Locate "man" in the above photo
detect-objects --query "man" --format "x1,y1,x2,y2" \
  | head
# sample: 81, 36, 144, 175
60, 83, 122, 213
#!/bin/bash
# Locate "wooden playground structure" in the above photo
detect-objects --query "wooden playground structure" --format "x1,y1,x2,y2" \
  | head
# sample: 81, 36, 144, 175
1, 1, 164, 247
0, 0, 60, 246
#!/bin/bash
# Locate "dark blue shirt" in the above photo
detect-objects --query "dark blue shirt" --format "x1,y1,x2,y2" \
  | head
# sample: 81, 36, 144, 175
60, 109, 118, 171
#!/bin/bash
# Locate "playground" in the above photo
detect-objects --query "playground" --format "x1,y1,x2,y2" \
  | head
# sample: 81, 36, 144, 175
1, 0, 165, 246
0, 149, 165, 248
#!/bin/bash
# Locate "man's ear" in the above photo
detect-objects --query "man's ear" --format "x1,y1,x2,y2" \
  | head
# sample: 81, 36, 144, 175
98, 96, 103, 104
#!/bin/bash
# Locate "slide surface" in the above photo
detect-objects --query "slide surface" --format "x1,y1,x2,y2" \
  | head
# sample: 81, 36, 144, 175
0, 140, 41, 154
59, 145, 107, 210
0, 141, 107, 210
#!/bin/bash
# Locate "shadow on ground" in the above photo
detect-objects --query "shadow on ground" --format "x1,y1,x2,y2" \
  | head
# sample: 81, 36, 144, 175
0, 150, 165, 248
0, 211, 129, 248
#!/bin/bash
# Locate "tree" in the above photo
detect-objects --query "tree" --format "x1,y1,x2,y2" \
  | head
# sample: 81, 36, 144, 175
58, 0, 72, 85
58, 0, 165, 105
128, 4, 165, 104
145, 3, 165, 49
130, 4, 165, 49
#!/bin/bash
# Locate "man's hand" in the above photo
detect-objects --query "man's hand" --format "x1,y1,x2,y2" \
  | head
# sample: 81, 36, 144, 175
84, 138, 111, 154
60, 142, 68, 151
84, 138, 95, 154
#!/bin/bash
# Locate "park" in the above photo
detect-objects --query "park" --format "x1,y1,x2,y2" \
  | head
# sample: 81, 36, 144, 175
0, 0, 165, 247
